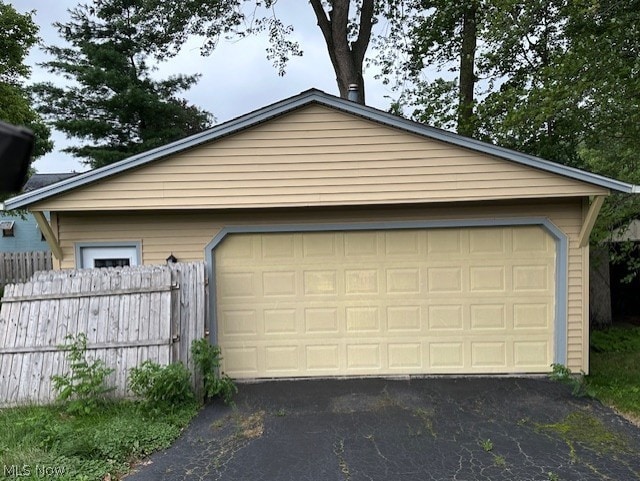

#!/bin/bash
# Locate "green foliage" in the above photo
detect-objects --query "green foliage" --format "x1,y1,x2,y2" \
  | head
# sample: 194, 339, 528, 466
0, 400, 197, 480
589, 326, 640, 416
128, 360, 194, 412
51, 333, 115, 415
0, 1, 52, 169
591, 326, 640, 353
191, 338, 237, 405
33, 0, 213, 169
383, 0, 640, 277
549, 363, 595, 398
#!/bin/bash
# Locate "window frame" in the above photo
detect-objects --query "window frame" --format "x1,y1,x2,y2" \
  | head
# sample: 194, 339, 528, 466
75, 241, 142, 269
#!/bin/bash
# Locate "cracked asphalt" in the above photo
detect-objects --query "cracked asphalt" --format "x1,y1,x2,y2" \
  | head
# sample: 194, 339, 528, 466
125, 378, 640, 481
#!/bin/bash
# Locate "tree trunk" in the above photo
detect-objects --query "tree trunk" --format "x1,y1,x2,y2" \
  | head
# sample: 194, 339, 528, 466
458, 1, 477, 136
309, 0, 374, 104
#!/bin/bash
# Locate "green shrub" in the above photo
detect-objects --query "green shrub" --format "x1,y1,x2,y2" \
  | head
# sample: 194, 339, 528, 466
51, 333, 115, 415
191, 338, 237, 405
129, 360, 194, 412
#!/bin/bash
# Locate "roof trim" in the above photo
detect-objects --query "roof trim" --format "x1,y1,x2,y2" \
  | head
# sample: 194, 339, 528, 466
5, 88, 636, 210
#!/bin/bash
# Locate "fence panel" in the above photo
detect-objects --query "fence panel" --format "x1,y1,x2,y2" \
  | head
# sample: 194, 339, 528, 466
0, 262, 206, 407
0, 251, 53, 288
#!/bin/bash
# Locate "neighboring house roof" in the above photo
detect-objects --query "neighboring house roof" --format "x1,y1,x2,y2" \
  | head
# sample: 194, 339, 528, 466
4, 88, 637, 211
22, 172, 79, 192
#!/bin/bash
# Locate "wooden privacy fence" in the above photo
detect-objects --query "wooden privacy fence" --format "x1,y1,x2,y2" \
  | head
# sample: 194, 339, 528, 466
0, 251, 53, 288
0, 262, 206, 407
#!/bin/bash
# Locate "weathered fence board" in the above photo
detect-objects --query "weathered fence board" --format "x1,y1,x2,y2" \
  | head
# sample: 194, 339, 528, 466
0, 262, 207, 407
0, 251, 53, 288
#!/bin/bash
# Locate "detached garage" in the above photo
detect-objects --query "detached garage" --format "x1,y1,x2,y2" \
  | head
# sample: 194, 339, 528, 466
5, 89, 636, 378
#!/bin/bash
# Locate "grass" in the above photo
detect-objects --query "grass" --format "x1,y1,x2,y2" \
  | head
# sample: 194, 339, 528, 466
588, 326, 640, 419
0, 400, 198, 480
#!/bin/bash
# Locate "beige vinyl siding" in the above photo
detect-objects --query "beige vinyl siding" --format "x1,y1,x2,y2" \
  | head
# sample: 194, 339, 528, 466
32, 105, 608, 212
53, 198, 588, 372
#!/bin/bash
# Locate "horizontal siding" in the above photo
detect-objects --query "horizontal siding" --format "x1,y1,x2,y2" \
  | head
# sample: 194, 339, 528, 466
34, 105, 608, 211
53, 198, 587, 371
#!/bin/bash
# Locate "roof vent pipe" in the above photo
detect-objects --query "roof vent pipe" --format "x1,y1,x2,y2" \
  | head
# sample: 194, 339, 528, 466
347, 84, 359, 102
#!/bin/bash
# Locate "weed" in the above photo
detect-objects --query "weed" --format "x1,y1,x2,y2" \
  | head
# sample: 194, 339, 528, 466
493, 455, 506, 468
547, 472, 559, 481
275, 408, 287, 417
191, 338, 237, 405
549, 363, 595, 398
51, 333, 115, 415
413, 407, 437, 438
479, 438, 493, 452
129, 360, 194, 413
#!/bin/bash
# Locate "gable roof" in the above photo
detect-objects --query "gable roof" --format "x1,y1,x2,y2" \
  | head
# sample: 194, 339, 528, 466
4, 88, 636, 211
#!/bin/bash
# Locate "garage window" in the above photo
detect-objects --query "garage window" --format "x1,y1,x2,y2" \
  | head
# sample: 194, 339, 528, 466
76, 242, 141, 268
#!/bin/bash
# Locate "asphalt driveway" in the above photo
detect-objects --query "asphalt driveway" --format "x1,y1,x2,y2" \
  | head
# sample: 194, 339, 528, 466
126, 378, 640, 481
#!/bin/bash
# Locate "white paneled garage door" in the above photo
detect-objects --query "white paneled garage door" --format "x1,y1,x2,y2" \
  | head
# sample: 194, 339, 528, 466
215, 226, 556, 378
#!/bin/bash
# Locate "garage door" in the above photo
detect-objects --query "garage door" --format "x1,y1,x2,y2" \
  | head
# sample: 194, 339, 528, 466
215, 226, 555, 378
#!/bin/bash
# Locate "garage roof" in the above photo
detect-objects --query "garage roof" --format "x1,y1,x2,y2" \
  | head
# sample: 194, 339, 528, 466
4, 88, 637, 211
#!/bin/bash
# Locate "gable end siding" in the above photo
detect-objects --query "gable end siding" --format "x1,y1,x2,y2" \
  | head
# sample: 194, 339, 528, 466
31, 105, 608, 212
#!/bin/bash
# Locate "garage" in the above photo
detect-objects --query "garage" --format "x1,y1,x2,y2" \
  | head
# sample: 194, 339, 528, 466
215, 224, 557, 378
9, 88, 634, 377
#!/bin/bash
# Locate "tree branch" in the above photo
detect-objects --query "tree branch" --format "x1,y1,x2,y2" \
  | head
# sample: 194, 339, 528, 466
309, 0, 331, 42
352, 0, 374, 67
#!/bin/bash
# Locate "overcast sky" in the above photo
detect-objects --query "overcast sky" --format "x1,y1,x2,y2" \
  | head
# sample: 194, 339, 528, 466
13, 0, 400, 173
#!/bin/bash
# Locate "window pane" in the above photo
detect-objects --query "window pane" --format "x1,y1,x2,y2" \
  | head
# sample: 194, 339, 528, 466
94, 258, 130, 268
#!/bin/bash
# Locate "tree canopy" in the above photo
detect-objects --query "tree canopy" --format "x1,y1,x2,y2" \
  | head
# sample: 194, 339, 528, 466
0, 1, 52, 160
120, 0, 410, 103
33, 0, 214, 169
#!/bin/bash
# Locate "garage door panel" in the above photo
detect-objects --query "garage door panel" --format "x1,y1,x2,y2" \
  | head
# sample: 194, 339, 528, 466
470, 304, 506, 329
303, 270, 338, 295
388, 343, 422, 368
513, 265, 551, 291
428, 267, 463, 292
471, 342, 507, 368
387, 306, 422, 331
345, 307, 380, 332
513, 341, 550, 367
216, 226, 556, 378
429, 343, 464, 368
261, 234, 295, 258
385, 231, 421, 255
306, 344, 340, 371
263, 271, 297, 296
428, 305, 464, 330
469, 266, 505, 292
513, 303, 552, 329
304, 308, 339, 333
345, 269, 379, 294
512, 226, 552, 252
264, 309, 297, 334
469, 228, 505, 254
344, 231, 379, 256
427, 230, 461, 254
